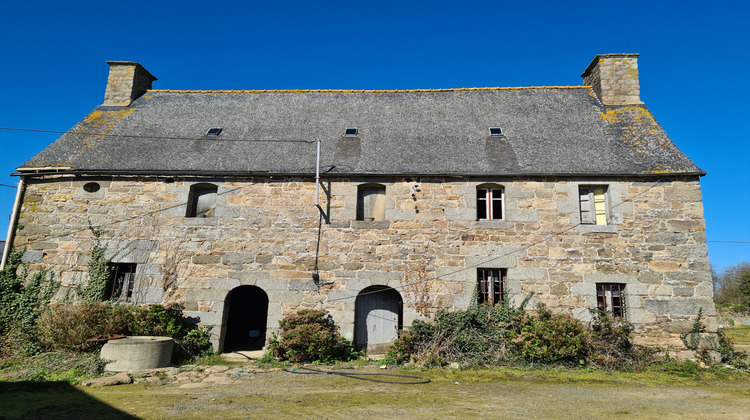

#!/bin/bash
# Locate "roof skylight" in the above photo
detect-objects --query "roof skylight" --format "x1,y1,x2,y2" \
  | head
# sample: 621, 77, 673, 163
489, 127, 503, 136
206, 127, 222, 136
344, 128, 358, 136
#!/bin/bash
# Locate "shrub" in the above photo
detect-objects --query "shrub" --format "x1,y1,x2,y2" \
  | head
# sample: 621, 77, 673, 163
716, 329, 748, 369
585, 309, 655, 370
514, 304, 588, 364
36, 302, 213, 362
387, 297, 531, 367
387, 297, 656, 370
37, 302, 130, 351
268, 309, 359, 363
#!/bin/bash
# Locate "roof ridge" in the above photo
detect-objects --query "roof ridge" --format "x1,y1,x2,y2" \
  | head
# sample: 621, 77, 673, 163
148, 86, 592, 94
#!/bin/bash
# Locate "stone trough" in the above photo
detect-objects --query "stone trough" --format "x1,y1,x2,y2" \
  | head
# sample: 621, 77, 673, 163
100, 336, 174, 372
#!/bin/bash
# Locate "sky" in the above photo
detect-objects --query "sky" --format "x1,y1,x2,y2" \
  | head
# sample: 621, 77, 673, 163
0, 0, 748, 271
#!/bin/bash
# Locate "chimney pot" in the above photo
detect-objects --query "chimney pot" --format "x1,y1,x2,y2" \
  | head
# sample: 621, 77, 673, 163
581, 54, 642, 106
103, 61, 157, 106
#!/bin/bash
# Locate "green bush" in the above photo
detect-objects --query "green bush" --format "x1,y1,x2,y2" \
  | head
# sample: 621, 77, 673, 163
386, 298, 655, 370
515, 304, 588, 364
268, 309, 359, 363
386, 295, 530, 367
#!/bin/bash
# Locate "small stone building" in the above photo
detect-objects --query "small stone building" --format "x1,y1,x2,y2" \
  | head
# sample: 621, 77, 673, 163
3, 54, 715, 352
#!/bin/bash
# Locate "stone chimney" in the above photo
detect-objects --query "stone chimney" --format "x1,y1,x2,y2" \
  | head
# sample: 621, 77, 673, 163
581, 54, 642, 105
103, 61, 157, 106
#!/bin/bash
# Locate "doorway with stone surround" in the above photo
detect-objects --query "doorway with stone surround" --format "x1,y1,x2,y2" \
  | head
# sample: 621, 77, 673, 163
223, 286, 269, 352
354, 286, 403, 353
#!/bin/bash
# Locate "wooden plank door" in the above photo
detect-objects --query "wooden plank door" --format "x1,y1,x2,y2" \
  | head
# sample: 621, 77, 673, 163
355, 288, 400, 352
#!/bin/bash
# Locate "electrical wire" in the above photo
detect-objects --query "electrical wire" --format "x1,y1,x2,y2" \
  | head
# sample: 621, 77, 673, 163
285, 366, 430, 384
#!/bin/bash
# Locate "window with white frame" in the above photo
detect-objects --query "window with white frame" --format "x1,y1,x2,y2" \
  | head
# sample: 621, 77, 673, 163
356, 184, 385, 221
477, 268, 504, 305
579, 186, 608, 225
477, 186, 504, 220
596, 283, 624, 318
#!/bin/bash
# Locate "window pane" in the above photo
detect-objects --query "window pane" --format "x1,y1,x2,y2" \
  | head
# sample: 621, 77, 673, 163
491, 197, 502, 220
195, 189, 217, 217
357, 186, 385, 221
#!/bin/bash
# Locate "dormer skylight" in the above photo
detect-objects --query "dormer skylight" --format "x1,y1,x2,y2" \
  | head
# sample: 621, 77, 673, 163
489, 127, 503, 136
344, 128, 358, 137
206, 127, 222, 136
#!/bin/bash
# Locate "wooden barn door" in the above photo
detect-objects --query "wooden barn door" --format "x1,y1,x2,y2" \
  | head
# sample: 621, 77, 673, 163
355, 286, 402, 353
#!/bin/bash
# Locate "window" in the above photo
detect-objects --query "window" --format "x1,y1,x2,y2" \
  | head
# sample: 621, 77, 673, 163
83, 182, 100, 193
579, 186, 607, 225
356, 184, 385, 221
107, 263, 137, 302
477, 187, 504, 220
489, 127, 503, 136
187, 184, 218, 218
477, 268, 504, 305
596, 283, 624, 318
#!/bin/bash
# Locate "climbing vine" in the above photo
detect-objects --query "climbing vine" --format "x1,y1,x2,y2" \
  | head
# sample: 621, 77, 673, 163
83, 225, 113, 301
0, 248, 59, 356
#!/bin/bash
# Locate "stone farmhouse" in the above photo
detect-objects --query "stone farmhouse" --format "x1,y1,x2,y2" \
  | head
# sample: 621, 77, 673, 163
3, 54, 715, 353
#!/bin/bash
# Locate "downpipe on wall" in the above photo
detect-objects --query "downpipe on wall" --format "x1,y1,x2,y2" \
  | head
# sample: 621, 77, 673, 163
1, 177, 25, 270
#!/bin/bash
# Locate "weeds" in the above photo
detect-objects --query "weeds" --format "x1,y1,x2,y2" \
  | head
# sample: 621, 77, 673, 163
0, 351, 106, 383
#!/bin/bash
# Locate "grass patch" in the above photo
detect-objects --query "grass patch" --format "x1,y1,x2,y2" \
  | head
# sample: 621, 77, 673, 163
187, 353, 237, 367
721, 326, 750, 345
0, 352, 105, 383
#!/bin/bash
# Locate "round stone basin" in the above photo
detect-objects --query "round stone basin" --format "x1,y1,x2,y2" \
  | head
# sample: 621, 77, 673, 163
100, 336, 174, 371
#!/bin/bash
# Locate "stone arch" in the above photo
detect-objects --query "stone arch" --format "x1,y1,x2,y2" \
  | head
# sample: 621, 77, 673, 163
222, 285, 269, 352
354, 285, 403, 353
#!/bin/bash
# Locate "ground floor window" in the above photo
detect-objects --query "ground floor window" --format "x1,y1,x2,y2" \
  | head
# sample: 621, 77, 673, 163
478, 268, 504, 305
108, 263, 136, 302
596, 283, 624, 318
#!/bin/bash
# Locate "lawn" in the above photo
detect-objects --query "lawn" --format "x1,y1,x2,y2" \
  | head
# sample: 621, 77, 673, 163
2, 366, 749, 419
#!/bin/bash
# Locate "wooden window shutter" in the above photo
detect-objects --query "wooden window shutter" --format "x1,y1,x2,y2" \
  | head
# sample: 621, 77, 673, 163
579, 187, 595, 224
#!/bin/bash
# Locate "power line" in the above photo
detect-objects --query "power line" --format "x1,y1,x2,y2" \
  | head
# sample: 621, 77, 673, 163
0, 126, 315, 143
707, 240, 750, 244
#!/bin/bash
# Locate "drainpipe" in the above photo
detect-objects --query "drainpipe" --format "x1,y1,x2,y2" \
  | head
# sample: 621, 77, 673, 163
1, 177, 25, 270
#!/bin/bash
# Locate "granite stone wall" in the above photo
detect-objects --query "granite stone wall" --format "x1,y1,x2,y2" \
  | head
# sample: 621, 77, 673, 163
13, 174, 715, 350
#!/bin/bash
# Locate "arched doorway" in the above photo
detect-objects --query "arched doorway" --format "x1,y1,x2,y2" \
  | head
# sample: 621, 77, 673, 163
354, 286, 403, 353
223, 286, 269, 352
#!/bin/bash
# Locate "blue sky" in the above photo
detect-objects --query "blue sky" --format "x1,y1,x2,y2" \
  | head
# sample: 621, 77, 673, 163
1, 0, 748, 271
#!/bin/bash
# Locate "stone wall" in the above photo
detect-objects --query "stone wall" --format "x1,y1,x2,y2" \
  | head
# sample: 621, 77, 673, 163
12, 174, 715, 350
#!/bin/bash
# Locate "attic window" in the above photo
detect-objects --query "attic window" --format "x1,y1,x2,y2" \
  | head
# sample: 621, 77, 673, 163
344, 128, 358, 137
489, 127, 503, 136
205, 128, 222, 136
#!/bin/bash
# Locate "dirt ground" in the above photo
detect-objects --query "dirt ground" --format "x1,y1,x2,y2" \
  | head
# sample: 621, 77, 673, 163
2, 366, 749, 419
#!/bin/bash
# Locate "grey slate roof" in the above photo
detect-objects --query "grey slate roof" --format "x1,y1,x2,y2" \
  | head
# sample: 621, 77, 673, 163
19, 87, 703, 176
